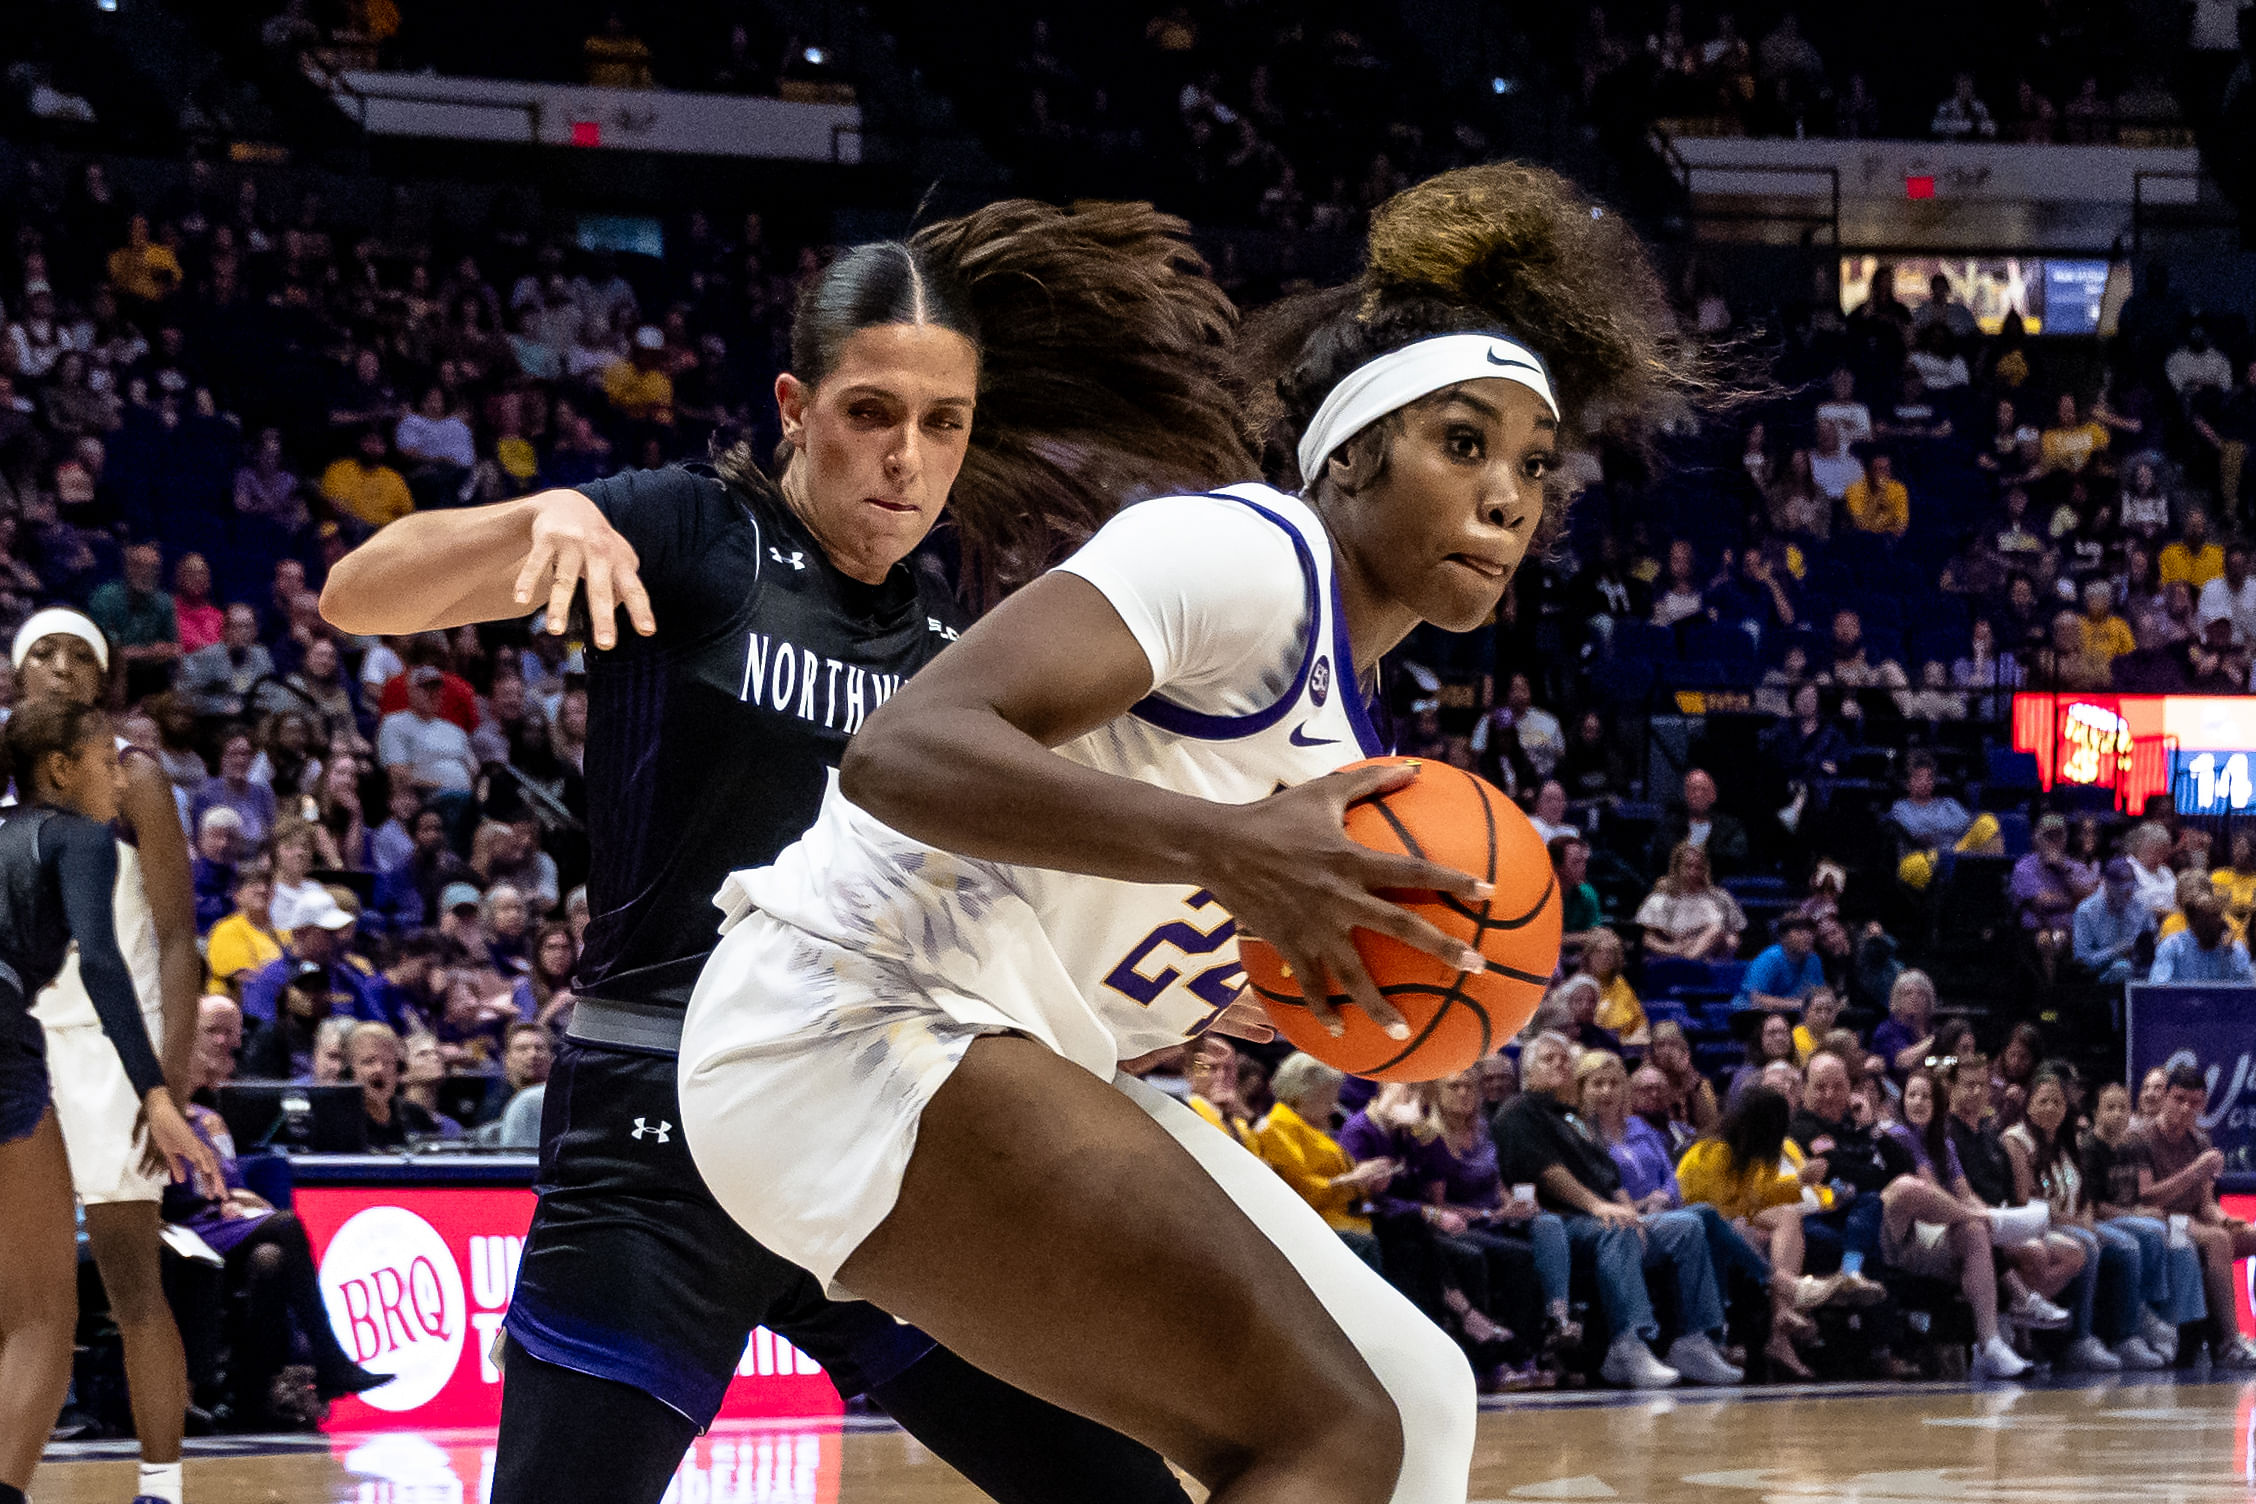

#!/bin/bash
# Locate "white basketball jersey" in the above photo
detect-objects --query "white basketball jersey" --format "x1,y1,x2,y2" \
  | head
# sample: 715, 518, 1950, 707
28, 737, 165, 1030
717, 484, 1391, 1077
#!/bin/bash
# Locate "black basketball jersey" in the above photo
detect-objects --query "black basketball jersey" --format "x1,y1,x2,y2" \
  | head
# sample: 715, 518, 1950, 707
571, 465, 966, 1010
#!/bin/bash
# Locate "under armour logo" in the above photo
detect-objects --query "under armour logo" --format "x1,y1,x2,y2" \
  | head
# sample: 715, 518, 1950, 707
630, 1117, 673, 1143
769, 547, 806, 570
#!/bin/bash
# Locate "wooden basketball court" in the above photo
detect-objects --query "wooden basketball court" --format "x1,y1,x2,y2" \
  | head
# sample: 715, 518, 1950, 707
34, 1375, 2256, 1502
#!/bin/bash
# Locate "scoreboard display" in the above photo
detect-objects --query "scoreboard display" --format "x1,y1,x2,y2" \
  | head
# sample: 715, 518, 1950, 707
2010, 694, 2256, 816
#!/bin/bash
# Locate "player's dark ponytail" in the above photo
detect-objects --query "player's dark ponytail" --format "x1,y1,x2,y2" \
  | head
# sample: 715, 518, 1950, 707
0, 697, 108, 802
717, 202, 1255, 611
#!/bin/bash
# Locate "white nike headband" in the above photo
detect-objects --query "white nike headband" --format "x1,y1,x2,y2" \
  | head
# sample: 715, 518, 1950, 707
11, 607, 109, 672
1296, 332, 1560, 483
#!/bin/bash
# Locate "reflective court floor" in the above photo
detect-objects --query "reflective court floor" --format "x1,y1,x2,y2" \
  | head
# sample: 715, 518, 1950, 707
36, 1374, 2256, 1503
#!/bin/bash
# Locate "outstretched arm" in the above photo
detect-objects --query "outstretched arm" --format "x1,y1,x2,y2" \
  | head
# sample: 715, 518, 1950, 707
319, 488, 654, 648
120, 758, 201, 1093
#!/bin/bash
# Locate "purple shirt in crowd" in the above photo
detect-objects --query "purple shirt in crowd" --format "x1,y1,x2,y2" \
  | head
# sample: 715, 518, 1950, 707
1610, 1115, 1682, 1207
1402, 1127, 1505, 1212
1883, 1120, 1965, 1185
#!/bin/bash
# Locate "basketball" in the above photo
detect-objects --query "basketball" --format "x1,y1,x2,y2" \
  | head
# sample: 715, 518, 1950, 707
1238, 756, 1560, 1082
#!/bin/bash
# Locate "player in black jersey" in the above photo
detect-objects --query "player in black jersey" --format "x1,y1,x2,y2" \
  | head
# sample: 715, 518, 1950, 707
0, 699, 218, 1504
322, 201, 1248, 1504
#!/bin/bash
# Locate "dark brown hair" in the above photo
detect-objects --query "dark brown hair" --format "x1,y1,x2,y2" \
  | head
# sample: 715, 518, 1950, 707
1239, 163, 1707, 539
2, 697, 109, 800
716, 201, 1253, 609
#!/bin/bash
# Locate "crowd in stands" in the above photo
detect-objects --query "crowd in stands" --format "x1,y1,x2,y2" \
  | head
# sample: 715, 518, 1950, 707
1168, 1015, 2253, 1392
1571, 1, 2193, 143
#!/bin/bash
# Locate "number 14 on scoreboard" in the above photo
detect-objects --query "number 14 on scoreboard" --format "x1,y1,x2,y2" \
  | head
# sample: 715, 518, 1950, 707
2187, 751, 2254, 812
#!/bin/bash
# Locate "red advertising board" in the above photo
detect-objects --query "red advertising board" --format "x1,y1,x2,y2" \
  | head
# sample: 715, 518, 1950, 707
2226, 1193, 2256, 1341
321, 1421, 844, 1503
297, 1185, 844, 1432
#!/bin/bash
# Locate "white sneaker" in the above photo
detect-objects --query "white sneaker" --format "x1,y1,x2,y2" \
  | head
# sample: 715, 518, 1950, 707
1665, 1333, 1745, 1386
2140, 1309, 2180, 1363
2061, 1334, 2123, 1372
1986, 1203, 2051, 1246
1600, 1333, 1681, 1389
2009, 1288, 2072, 1331
2113, 1336, 2167, 1370
1971, 1335, 2032, 1381
1791, 1273, 1842, 1311
2216, 1335, 2256, 1369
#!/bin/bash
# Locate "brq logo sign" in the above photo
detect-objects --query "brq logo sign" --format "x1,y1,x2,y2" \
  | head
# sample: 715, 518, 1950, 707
318, 1206, 466, 1411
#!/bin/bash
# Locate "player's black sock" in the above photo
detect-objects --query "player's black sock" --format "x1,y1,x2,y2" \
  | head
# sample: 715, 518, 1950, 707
1, 1480, 28, 1504
870, 1344, 1193, 1504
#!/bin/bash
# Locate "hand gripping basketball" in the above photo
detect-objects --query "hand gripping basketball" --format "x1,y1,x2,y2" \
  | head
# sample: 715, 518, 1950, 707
1199, 760, 1495, 1047
1230, 757, 1561, 1082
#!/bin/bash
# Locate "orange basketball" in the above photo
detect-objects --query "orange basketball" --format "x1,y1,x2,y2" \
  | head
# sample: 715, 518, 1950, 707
1238, 756, 1560, 1082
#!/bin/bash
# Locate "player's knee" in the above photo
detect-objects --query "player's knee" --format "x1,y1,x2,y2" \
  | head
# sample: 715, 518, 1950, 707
1298, 1361, 1406, 1504
247, 1243, 287, 1278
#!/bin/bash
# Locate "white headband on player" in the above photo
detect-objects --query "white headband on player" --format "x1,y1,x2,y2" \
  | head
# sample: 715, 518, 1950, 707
11, 608, 110, 672
1296, 332, 1560, 483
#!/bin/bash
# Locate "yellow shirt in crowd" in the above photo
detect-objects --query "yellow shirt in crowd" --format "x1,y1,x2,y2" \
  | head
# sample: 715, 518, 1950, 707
1675, 1138, 1828, 1221
321, 458, 415, 528
2080, 613, 2138, 665
206, 912, 282, 991
2160, 541, 2225, 589
1844, 476, 1909, 537
1251, 1101, 1373, 1235
1190, 1093, 1253, 1146
1594, 974, 1648, 1042
602, 360, 674, 421
2040, 420, 2110, 475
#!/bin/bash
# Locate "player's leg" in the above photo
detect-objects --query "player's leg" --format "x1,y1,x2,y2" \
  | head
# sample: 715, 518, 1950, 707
492, 1339, 698, 1504
0, 1112, 79, 1494
82, 1201, 187, 1471
819, 1035, 1418, 1504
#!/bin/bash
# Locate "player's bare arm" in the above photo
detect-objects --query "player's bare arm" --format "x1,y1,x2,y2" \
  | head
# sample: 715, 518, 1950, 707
842, 571, 1489, 1032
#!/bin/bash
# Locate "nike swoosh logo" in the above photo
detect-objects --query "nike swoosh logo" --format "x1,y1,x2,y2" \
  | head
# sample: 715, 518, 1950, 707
1289, 724, 1341, 747
1486, 348, 1543, 375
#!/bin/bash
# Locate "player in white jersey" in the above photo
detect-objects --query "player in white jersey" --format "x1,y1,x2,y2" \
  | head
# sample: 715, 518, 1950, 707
13, 609, 206, 1504
680, 163, 1702, 1504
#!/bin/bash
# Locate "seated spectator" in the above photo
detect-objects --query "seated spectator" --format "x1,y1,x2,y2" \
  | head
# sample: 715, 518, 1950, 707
1821, 608, 1908, 691
2041, 393, 2112, 477
396, 1031, 466, 1139
234, 427, 307, 532
394, 384, 476, 492
2149, 891, 2254, 982
320, 429, 415, 530
1739, 914, 1826, 1012
2083, 1079, 2204, 1363
1843, 450, 1909, 537
1186, 1035, 1252, 1143
1727, 1012, 1801, 1105
1558, 710, 1628, 802
380, 666, 480, 807
87, 543, 182, 701
2214, 829, 2256, 932
2078, 580, 2139, 670
2197, 543, 2256, 646
207, 868, 281, 995
1553, 836, 1603, 953
1646, 1019, 1721, 1140
1677, 1085, 1862, 1378
1789, 1050, 1910, 1294
1791, 987, 1843, 1063
176, 604, 278, 723
191, 732, 279, 851
1650, 539, 1705, 628
307, 1015, 354, 1085
2037, 608, 2114, 690
2167, 326, 2234, 402
241, 887, 380, 1030
166, 1050, 388, 1424
1887, 751, 1999, 890
1589, 1056, 1682, 1213
172, 553, 223, 655
1477, 675, 1565, 784
1931, 72, 1997, 138
2159, 507, 2224, 590
603, 326, 676, 426
1762, 682, 1850, 789
1942, 1054, 2091, 1336
1809, 418, 1865, 503
1869, 968, 1938, 1082
2074, 859, 2158, 984
191, 806, 243, 932
1553, 975, 1621, 1056
1637, 842, 1747, 961
475, 1020, 554, 1128
1253, 1053, 1391, 1268
1882, 1066, 2038, 1379
347, 1021, 444, 1149
1814, 368, 1873, 446
2129, 1064, 2256, 1366
2003, 1070, 2143, 1370
1579, 928, 1645, 1045
108, 214, 184, 302
2011, 814, 2100, 980
1645, 767, 1749, 879
240, 960, 332, 1079
1494, 1033, 1742, 1387
1904, 325, 1970, 393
